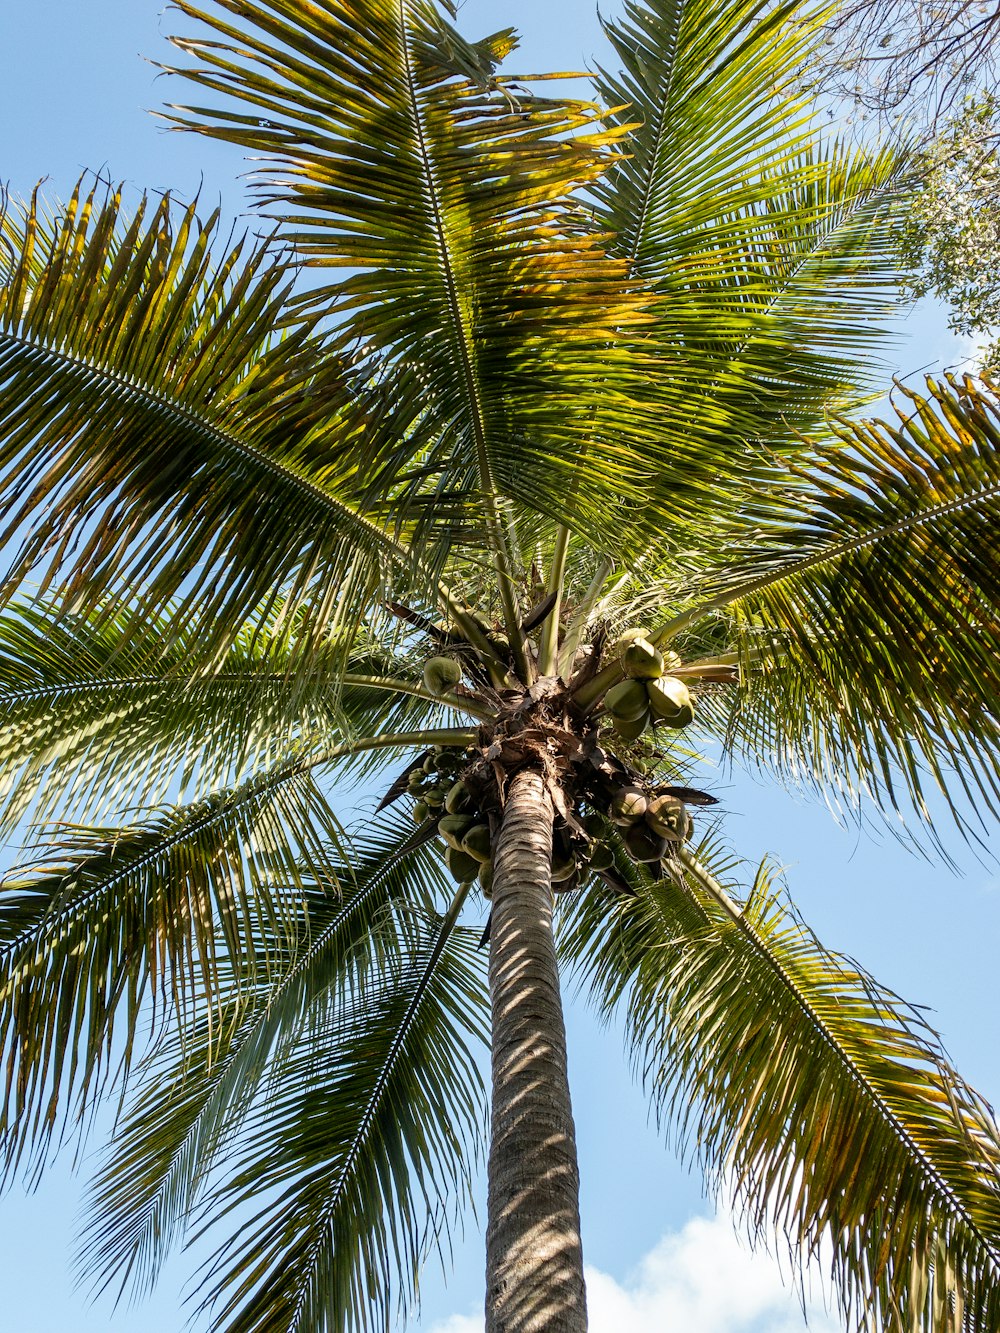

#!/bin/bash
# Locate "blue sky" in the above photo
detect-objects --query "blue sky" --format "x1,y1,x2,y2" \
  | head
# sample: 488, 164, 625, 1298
0, 3, 998, 1331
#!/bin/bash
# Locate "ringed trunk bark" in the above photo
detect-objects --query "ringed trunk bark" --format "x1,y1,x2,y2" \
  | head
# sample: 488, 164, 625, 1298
485, 767, 588, 1333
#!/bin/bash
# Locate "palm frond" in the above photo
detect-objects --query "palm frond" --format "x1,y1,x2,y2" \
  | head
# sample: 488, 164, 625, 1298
77, 812, 451, 1305
0, 181, 426, 663
594, 0, 915, 497
0, 762, 346, 1181
663, 375, 1000, 833
0, 595, 481, 832
564, 840, 1000, 1333
163, 0, 673, 550
188, 888, 486, 1333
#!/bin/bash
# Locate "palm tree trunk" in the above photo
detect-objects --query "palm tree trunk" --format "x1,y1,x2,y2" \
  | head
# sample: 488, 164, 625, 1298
485, 767, 588, 1333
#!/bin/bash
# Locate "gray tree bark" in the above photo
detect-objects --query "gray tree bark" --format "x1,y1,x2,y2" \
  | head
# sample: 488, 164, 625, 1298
485, 766, 588, 1333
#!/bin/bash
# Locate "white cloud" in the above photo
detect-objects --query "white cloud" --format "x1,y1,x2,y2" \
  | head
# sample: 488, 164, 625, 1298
427, 1211, 841, 1333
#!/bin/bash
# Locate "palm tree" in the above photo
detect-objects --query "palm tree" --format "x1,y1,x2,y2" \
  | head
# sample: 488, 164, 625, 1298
2, 0, 1000, 1330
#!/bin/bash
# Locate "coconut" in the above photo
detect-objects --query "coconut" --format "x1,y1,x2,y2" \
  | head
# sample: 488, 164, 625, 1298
461, 824, 493, 863
588, 841, 615, 872
422, 656, 463, 695
445, 844, 480, 884
624, 821, 668, 863
646, 676, 694, 728
407, 769, 426, 795
612, 711, 648, 742
622, 638, 664, 680
444, 780, 472, 815
604, 678, 649, 723
645, 794, 692, 841
423, 785, 446, 809
411, 800, 429, 823
610, 786, 648, 824
438, 813, 476, 850
612, 627, 651, 655
478, 861, 494, 898
550, 852, 578, 883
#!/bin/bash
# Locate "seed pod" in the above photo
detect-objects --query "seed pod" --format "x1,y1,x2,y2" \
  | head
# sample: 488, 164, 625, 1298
612, 711, 649, 742
611, 786, 648, 824
461, 824, 493, 863
478, 861, 494, 899
588, 841, 615, 872
612, 627, 651, 656
646, 794, 692, 841
623, 638, 664, 680
624, 821, 669, 863
445, 844, 480, 884
551, 852, 578, 883
604, 678, 649, 722
422, 656, 463, 695
646, 676, 694, 728
554, 870, 580, 894
412, 800, 429, 823
444, 780, 472, 815
438, 813, 476, 850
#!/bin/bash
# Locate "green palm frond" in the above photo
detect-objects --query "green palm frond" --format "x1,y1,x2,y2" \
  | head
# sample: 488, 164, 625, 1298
163, 0, 668, 553
77, 812, 452, 1304
0, 595, 483, 831
660, 376, 1000, 830
596, 0, 817, 276
0, 763, 348, 1181
595, 0, 914, 474
0, 182, 428, 662
188, 888, 485, 1333
564, 843, 1000, 1333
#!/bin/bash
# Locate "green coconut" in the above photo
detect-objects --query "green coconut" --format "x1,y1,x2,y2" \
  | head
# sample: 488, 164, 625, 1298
610, 786, 648, 824
445, 844, 480, 884
588, 841, 616, 872
423, 785, 446, 809
624, 821, 668, 863
646, 676, 694, 728
478, 861, 494, 898
550, 852, 578, 883
604, 678, 650, 722
444, 779, 472, 815
611, 627, 651, 655
646, 794, 692, 841
554, 870, 580, 894
582, 812, 606, 838
406, 769, 426, 795
411, 800, 429, 823
438, 813, 476, 850
623, 638, 664, 680
461, 823, 493, 863
422, 656, 463, 695
612, 711, 649, 742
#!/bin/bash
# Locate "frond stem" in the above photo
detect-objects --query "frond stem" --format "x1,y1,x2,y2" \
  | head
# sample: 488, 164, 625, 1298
537, 525, 571, 677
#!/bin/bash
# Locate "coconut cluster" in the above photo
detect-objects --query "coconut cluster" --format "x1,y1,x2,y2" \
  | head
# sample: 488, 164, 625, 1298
603, 629, 694, 740
604, 784, 692, 864
407, 747, 496, 895
406, 746, 698, 901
